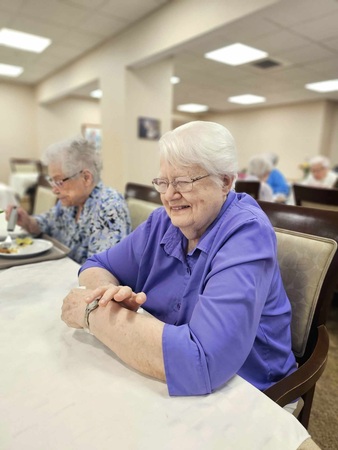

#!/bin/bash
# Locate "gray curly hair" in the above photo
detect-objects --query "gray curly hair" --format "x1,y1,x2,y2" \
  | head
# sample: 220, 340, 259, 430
42, 137, 102, 184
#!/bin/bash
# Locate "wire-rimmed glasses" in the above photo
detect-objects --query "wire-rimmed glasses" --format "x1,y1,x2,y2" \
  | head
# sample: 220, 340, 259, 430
152, 174, 210, 194
45, 170, 83, 189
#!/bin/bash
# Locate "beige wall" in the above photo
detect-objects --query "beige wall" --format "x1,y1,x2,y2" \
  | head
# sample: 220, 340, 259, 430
0, 82, 37, 184
33, 0, 277, 192
37, 97, 100, 155
1, 0, 338, 193
0, 81, 100, 184
2, 80, 335, 188
206, 100, 338, 182
124, 58, 173, 187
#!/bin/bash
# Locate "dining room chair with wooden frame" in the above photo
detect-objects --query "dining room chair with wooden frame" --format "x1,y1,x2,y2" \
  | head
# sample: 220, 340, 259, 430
9, 158, 43, 174
125, 182, 162, 230
258, 201, 338, 429
293, 183, 338, 211
30, 174, 57, 215
234, 180, 260, 199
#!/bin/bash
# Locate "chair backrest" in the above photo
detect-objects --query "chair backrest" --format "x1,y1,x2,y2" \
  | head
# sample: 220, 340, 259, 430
32, 174, 57, 215
274, 227, 335, 359
125, 182, 162, 230
125, 182, 162, 204
33, 186, 57, 215
235, 180, 260, 199
293, 183, 338, 211
258, 201, 338, 428
10, 158, 43, 174
258, 201, 338, 361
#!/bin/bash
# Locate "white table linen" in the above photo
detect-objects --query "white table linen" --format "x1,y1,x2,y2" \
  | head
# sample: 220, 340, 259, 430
0, 259, 313, 450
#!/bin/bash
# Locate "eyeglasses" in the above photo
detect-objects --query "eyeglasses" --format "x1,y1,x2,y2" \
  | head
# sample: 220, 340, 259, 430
152, 174, 210, 194
45, 170, 83, 188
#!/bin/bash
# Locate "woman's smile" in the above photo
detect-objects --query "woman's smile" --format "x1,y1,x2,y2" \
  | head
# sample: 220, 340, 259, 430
170, 204, 190, 212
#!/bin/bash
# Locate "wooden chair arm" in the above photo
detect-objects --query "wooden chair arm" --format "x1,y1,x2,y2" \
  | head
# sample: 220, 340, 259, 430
263, 325, 329, 407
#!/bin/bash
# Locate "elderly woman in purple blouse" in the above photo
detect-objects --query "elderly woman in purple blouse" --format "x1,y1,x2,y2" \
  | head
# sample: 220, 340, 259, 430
62, 121, 297, 404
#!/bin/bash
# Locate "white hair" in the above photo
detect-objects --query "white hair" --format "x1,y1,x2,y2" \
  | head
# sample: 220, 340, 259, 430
309, 155, 330, 169
158, 121, 238, 186
42, 137, 102, 184
248, 155, 272, 180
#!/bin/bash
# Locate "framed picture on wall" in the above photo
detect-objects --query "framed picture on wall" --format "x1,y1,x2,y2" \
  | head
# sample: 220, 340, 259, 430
138, 117, 161, 140
81, 123, 102, 149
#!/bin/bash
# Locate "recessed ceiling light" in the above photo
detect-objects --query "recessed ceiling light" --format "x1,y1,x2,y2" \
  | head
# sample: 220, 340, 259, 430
305, 79, 338, 93
228, 94, 266, 105
177, 103, 209, 113
0, 63, 23, 77
205, 43, 268, 66
170, 76, 180, 84
90, 89, 102, 99
0, 28, 51, 53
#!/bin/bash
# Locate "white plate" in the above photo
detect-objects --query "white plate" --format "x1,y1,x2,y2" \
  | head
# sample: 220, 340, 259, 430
0, 239, 53, 258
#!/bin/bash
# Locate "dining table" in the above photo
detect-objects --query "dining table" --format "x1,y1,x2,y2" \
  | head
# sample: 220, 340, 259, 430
0, 256, 320, 450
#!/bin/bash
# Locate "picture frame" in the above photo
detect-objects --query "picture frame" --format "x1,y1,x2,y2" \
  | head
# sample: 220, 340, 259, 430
81, 123, 102, 149
138, 117, 161, 140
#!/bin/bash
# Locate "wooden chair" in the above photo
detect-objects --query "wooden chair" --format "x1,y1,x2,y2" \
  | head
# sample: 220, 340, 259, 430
26, 174, 57, 215
125, 182, 162, 230
234, 180, 260, 199
293, 183, 338, 211
258, 201, 338, 429
10, 158, 43, 174
125, 182, 161, 204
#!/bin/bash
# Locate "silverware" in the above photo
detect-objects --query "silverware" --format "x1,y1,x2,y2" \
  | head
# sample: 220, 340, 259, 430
0, 235, 13, 249
0, 207, 17, 249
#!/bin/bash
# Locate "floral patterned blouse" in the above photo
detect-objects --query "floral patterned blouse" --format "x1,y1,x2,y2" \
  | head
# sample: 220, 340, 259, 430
34, 182, 131, 264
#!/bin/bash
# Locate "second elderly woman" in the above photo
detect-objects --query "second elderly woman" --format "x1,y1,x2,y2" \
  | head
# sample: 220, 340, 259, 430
6, 137, 131, 264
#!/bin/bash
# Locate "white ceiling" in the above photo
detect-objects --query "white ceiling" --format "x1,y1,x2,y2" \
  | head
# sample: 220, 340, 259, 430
1, 0, 338, 113
0, 0, 170, 82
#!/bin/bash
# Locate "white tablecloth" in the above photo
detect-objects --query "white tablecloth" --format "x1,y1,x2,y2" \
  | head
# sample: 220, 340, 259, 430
0, 259, 313, 450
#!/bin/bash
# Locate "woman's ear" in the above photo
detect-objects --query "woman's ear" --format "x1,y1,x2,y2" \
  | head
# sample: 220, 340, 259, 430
82, 169, 93, 185
222, 175, 234, 192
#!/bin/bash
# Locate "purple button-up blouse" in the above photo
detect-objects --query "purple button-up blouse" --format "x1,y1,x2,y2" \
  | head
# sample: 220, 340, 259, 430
80, 191, 296, 396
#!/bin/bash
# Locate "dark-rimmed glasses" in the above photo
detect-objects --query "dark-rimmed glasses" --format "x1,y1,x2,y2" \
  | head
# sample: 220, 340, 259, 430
45, 170, 83, 189
152, 174, 210, 194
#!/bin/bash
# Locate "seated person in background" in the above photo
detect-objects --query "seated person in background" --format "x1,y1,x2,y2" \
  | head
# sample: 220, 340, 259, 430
265, 153, 290, 202
62, 121, 297, 407
6, 137, 131, 264
245, 155, 274, 202
302, 155, 338, 188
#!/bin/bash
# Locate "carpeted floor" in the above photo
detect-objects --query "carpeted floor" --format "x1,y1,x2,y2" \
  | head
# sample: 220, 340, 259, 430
308, 297, 338, 450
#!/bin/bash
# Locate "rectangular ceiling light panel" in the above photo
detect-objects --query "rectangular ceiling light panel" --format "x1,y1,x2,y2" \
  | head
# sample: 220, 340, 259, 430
0, 63, 23, 77
0, 28, 51, 53
305, 79, 338, 93
177, 103, 209, 113
205, 43, 268, 66
228, 94, 266, 105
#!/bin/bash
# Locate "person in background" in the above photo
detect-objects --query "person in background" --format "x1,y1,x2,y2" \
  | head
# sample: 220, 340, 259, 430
5, 137, 131, 264
245, 155, 274, 202
265, 153, 290, 202
302, 156, 338, 188
61, 121, 297, 412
